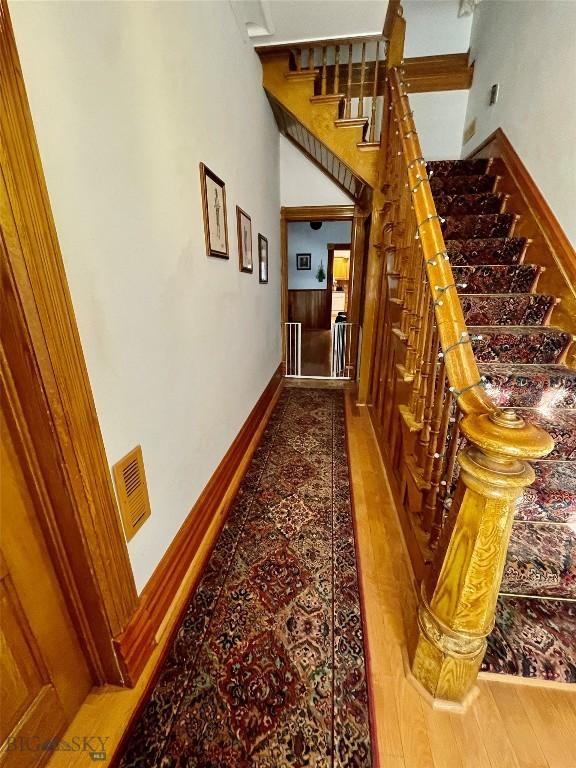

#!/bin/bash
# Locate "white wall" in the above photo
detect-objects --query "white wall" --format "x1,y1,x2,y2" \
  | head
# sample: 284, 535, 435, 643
280, 135, 352, 207
411, 90, 469, 160
288, 221, 352, 289
463, 1, 576, 246
10, 0, 281, 592
403, 1, 472, 57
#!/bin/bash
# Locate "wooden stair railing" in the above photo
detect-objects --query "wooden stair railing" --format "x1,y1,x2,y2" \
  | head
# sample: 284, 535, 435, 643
365, 4, 556, 708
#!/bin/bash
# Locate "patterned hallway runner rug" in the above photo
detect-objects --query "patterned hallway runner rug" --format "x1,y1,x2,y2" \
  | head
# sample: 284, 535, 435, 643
117, 388, 373, 767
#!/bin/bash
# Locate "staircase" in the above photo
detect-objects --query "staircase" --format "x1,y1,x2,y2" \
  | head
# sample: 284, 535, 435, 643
258, 37, 385, 201
258, 31, 576, 691
426, 158, 576, 683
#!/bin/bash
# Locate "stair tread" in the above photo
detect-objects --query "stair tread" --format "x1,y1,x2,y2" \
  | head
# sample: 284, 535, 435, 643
483, 595, 576, 683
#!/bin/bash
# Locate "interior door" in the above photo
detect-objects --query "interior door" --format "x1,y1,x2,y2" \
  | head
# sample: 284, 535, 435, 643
0, 407, 92, 767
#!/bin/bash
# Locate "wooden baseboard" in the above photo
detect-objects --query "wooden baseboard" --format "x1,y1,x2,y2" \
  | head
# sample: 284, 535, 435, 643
113, 364, 284, 685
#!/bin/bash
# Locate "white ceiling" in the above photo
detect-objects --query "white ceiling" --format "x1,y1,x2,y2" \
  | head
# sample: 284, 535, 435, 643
234, 0, 388, 46
232, 1, 473, 57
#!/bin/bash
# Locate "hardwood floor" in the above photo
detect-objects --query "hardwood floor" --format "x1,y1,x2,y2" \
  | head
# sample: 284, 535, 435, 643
45, 386, 576, 768
301, 329, 332, 377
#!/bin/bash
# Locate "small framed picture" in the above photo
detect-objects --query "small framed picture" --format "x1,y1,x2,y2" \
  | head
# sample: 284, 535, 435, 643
297, 253, 311, 270
237, 206, 253, 273
258, 234, 269, 284
199, 163, 228, 259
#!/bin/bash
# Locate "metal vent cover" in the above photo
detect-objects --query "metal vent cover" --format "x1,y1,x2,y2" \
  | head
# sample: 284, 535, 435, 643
112, 445, 151, 541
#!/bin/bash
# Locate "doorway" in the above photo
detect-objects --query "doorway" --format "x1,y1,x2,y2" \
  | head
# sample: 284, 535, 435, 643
281, 206, 367, 380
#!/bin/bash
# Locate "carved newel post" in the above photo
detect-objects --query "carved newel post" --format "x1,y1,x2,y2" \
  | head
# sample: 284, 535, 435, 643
410, 408, 554, 707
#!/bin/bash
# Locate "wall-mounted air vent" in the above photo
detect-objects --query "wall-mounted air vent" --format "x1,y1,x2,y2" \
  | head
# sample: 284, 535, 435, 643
112, 445, 151, 541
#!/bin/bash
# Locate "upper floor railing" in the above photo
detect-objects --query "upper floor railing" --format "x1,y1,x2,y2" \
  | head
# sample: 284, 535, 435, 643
257, 35, 388, 145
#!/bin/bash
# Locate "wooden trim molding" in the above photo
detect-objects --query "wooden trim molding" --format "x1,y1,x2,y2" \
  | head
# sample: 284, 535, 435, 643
114, 365, 284, 685
402, 53, 473, 93
281, 205, 356, 222
1, 0, 137, 684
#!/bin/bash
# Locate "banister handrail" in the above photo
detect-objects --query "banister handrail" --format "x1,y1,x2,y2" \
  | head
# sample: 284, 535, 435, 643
255, 34, 386, 55
388, 68, 496, 417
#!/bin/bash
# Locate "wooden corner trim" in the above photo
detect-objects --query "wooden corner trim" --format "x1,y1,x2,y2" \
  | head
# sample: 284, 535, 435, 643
113, 364, 284, 685
466, 128, 576, 282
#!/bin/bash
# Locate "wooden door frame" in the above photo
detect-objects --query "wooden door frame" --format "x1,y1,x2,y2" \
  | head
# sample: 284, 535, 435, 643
280, 205, 368, 376
1, 1, 137, 685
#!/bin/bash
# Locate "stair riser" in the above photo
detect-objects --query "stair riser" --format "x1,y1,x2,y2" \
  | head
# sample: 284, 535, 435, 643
483, 596, 576, 683
460, 295, 555, 326
430, 174, 496, 195
517, 485, 576, 524
517, 410, 576, 460
442, 214, 515, 240
502, 522, 576, 599
428, 159, 490, 176
434, 193, 503, 216
470, 330, 572, 365
447, 238, 527, 266
453, 265, 540, 294
480, 365, 576, 409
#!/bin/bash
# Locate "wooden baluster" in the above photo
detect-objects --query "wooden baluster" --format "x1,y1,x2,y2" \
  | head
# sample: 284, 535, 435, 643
345, 44, 353, 118
423, 386, 454, 536
369, 40, 380, 142
417, 319, 439, 465
438, 400, 461, 504
358, 42, 367, 118
308, 47, 314, 71
410, 279, 433, 422
295, 47, 302, 72
321, 46, 327, 95
334, 45, 340, 94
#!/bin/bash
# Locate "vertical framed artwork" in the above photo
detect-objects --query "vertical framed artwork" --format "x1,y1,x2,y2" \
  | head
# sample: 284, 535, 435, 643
258, 234, 269, 284
237, 206, 253, 273
296, 253, 311, 270
199, 162, 229, 259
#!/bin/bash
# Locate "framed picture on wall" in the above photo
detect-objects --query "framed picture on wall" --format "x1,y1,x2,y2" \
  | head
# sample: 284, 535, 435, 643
258, 234, 269, 284
296, 253, 311, 270
199, 163, 228, 259
237, 206, 253, 273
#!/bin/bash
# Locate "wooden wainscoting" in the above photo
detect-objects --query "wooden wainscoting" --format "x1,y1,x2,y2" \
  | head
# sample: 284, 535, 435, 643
288, 289, 330, 330
114, 365, 284, 685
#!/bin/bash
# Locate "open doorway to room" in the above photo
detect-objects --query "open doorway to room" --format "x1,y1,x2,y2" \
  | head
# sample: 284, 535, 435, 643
281, 206, 367, 380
